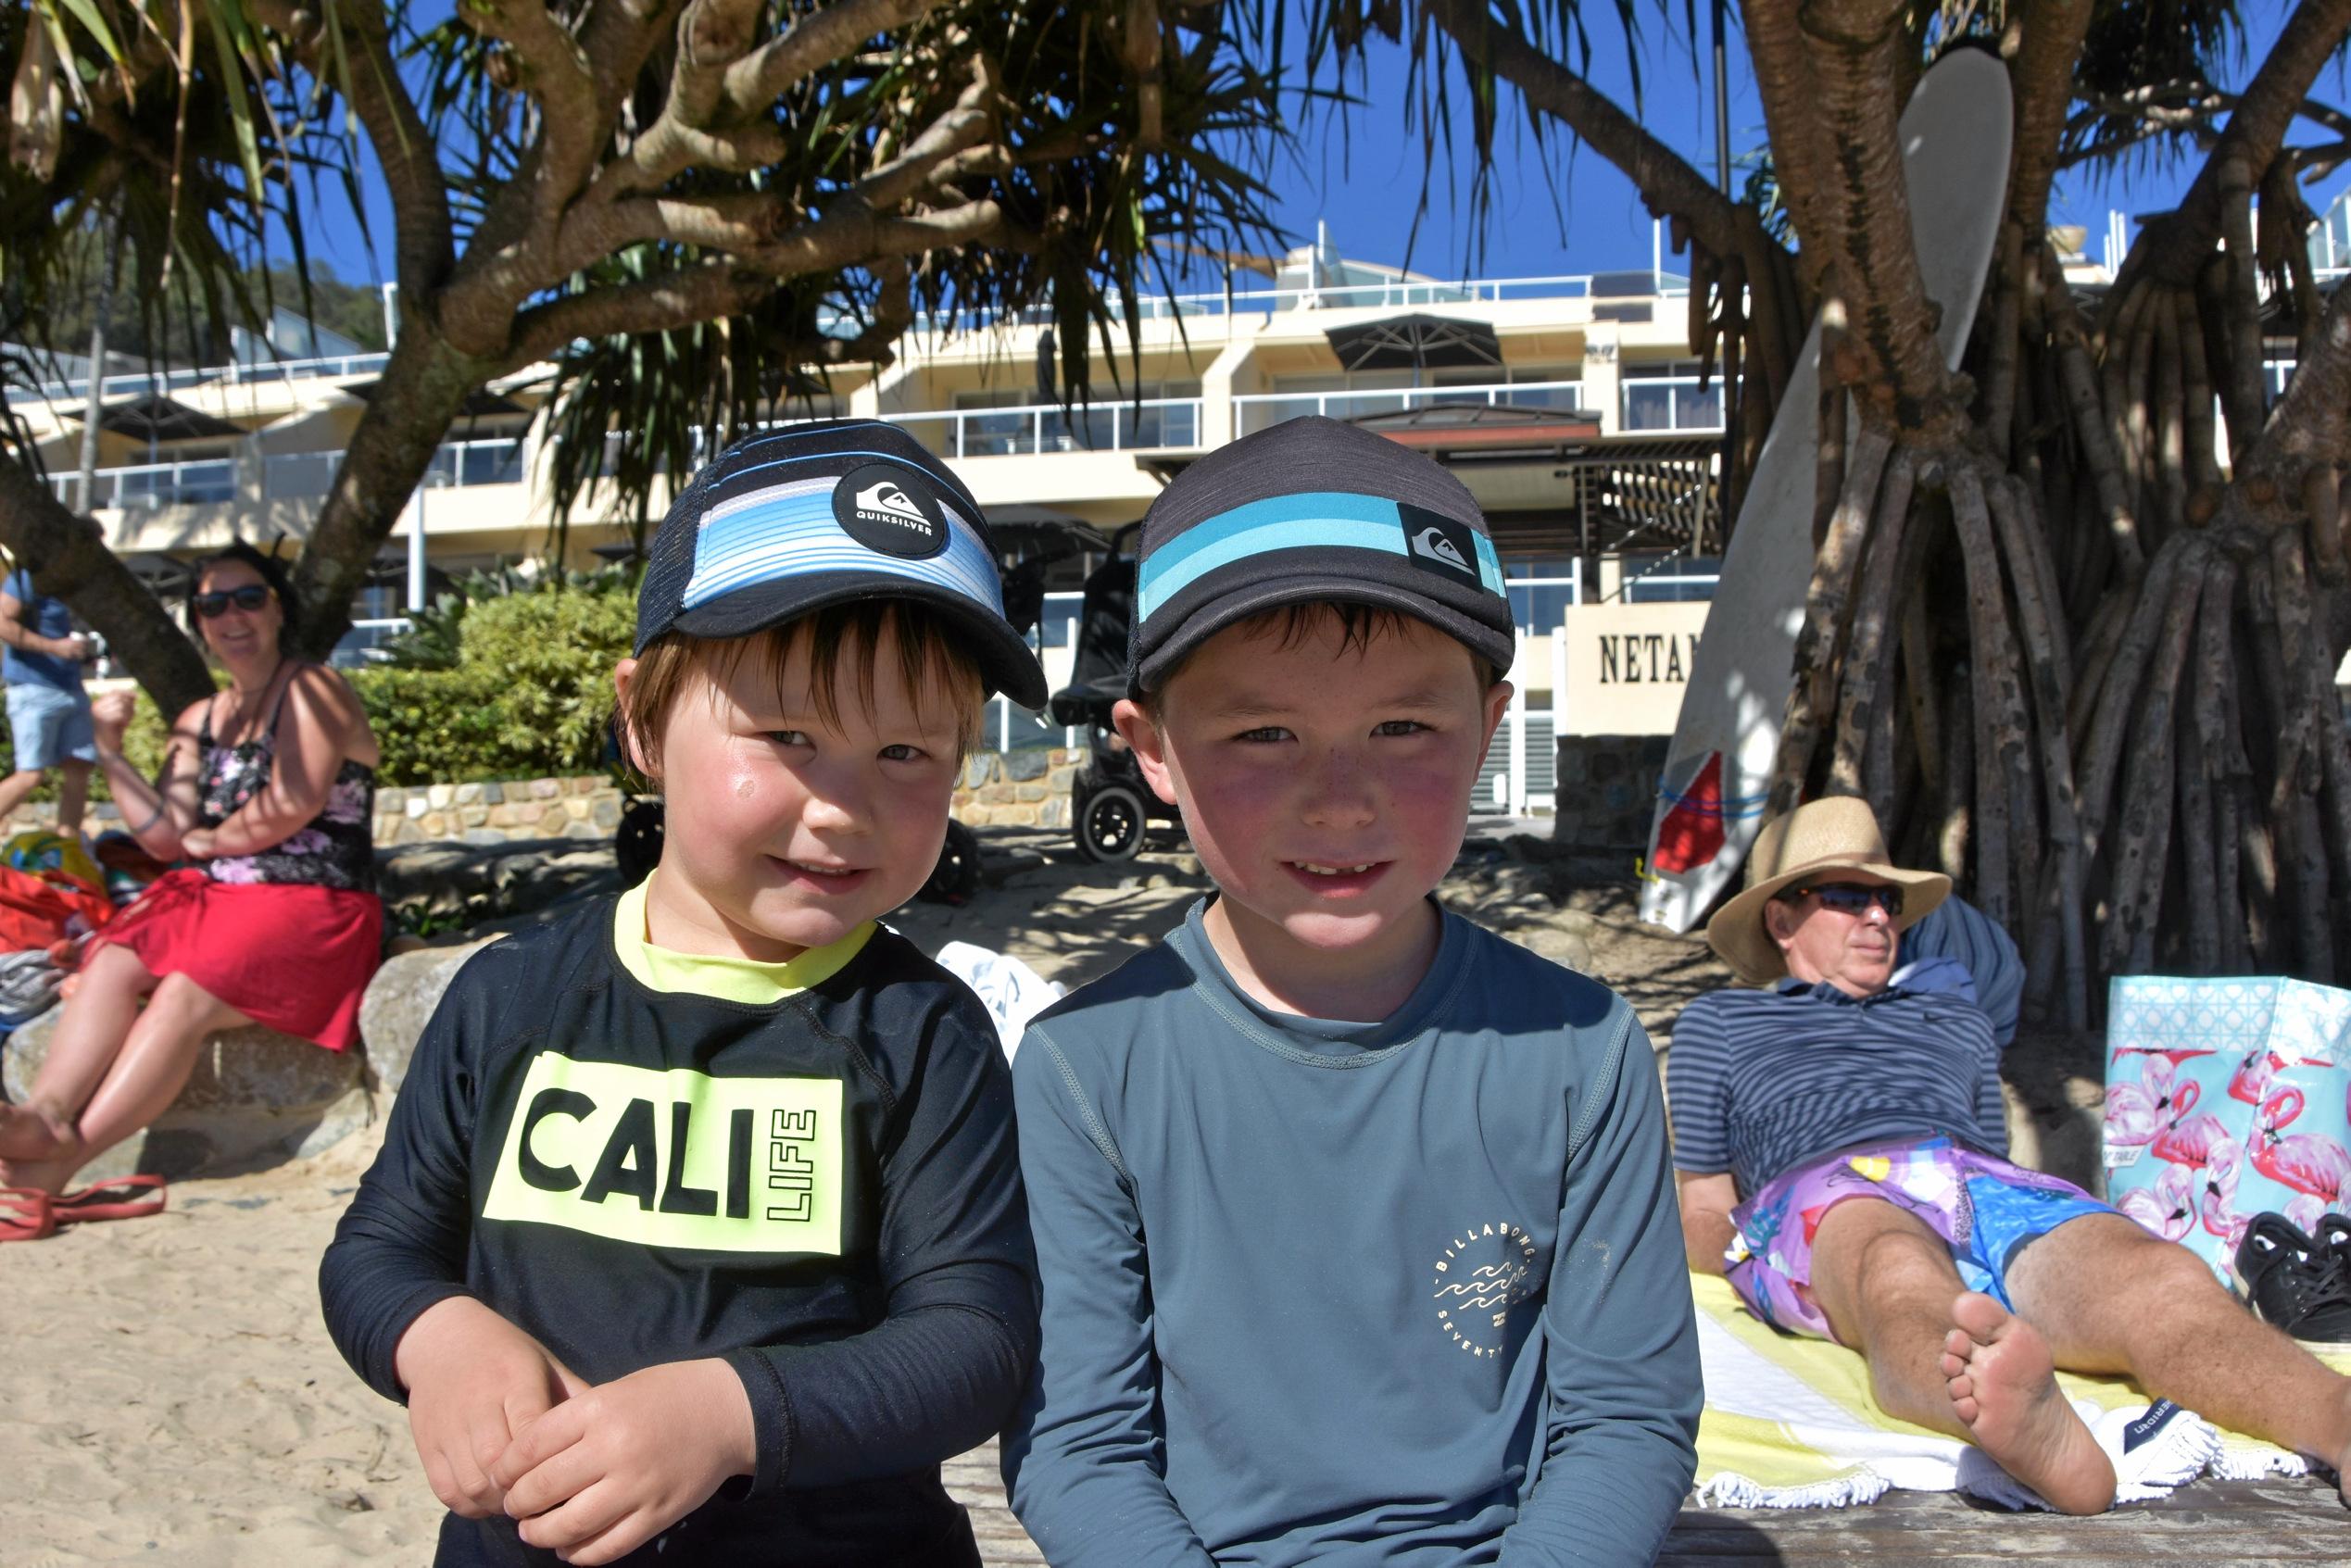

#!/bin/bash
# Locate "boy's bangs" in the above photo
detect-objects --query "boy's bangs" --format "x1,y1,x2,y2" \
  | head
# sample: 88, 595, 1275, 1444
622, 602, 986, 774
755, 602, 985, 754
1142, 602, 1497, 712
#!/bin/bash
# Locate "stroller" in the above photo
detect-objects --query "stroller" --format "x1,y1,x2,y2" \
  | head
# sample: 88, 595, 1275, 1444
1047, 528, 1183, 862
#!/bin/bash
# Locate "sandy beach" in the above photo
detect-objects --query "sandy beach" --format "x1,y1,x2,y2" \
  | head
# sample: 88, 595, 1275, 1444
0, 825, 1722, 1564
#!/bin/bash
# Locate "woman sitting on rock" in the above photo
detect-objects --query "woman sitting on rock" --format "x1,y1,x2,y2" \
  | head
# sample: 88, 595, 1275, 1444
0, 543, 382, 1209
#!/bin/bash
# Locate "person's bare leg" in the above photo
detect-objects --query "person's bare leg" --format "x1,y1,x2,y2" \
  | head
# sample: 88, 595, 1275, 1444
54, 758, 90, 838
2005, 1211, 2351, 1502
0, 943, 157, 1163
5, 973, 254, 1193
1811, 1197, 2115, 1513
0, 767, 46, 823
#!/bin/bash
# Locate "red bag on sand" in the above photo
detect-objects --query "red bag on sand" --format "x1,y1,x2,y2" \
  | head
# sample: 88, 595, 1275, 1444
0, 832, 113, 953
0, 867, 110, 952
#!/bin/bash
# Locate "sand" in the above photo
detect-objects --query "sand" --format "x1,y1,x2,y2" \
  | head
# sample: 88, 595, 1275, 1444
0, 825, 1723, 1564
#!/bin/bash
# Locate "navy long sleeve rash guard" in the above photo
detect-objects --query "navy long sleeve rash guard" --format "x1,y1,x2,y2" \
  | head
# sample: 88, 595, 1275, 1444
320, 886, 1037, 1566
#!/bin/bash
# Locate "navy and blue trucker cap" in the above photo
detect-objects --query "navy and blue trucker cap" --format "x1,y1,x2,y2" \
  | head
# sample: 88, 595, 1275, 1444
1128, 417, 1515, 692
635, 420, 1047, 708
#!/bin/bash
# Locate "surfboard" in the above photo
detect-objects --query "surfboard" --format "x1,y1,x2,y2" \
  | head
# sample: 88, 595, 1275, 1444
1637, 47, 2013, 934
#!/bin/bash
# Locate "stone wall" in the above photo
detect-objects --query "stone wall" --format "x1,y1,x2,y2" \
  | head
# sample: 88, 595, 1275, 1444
373, 776, 622, 847
1552, 734, 1670, 855
0, 773, 626, 850
953, 747, 1087, 830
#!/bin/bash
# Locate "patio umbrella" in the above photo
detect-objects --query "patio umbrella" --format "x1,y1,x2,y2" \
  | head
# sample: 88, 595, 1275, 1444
1323, 314, 1503, 374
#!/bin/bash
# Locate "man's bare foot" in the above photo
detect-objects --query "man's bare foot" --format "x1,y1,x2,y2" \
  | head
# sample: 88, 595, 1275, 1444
0, 1100, 73, 1163
1940, 1291, 2116, 1515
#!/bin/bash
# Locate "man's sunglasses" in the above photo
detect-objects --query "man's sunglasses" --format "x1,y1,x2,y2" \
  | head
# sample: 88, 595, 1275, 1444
193, 584, 272, 619
1779, 882, 1905, 918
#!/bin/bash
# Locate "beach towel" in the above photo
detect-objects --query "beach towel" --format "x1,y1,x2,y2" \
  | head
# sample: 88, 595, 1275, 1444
1690, 1270, 2350, 1511
2103, 974, 2351, 1283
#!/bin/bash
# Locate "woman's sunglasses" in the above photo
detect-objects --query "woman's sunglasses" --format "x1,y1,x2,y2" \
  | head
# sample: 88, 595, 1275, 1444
1779, 882, 1905, 918
193, 584, 272, 620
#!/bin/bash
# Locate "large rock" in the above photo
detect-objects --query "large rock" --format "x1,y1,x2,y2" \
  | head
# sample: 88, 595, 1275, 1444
357, 936, 497, 1100
2, 1009, 371, 1185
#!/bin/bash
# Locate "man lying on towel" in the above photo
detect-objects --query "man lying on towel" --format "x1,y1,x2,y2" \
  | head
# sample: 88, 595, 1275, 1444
1669, 798, 2351, 1514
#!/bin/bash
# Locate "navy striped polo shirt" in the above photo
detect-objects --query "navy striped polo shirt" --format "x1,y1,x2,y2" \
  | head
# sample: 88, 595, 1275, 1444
1666, 958, 2006, 1198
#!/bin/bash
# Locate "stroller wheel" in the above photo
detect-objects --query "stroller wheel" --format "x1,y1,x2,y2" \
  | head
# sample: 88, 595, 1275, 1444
1075, 784, 1148, 863
918, 820, 984, 905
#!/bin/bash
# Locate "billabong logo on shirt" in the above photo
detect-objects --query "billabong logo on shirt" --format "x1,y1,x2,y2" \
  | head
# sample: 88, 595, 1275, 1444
1430, 1220, 1540, 1358
483, 1054, 844, 1254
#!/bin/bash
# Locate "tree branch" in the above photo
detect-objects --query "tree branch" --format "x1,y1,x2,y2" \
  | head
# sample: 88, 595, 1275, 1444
506, 265, 778, 370
1776, 0, 1962, 433
2117, 0, 2351, 292
2249, 270, 2351, 477
2006, 0, 2094, 238
461, 0, 600, 222
247, 0, 457, 295
0, 464, 213, 715
723, 0, 948, 121
854, 67, 997, 209
1423, 0, 1765, 266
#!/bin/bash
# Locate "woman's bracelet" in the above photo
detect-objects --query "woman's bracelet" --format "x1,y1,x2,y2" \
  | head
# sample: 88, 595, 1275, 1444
126, 797, 169, 837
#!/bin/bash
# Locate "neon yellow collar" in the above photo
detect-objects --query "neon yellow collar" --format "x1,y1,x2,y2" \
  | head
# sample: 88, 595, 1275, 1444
612, 874, 873, 1004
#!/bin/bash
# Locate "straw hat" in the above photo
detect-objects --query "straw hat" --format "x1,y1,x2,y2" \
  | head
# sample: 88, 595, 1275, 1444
1704, 797, 1950, 985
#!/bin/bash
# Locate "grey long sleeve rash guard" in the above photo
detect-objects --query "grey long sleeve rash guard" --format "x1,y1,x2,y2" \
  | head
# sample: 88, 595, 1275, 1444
1001, 900, 1701, 1567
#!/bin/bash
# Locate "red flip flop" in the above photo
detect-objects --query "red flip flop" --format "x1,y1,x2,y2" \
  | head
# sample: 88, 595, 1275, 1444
0, 1186, 56, 1242
52, 1174, 167, 1225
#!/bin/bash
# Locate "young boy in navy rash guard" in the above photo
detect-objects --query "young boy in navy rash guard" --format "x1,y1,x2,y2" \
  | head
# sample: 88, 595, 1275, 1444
1001, 417, 1702, 1567
321, 421, 1046, 1567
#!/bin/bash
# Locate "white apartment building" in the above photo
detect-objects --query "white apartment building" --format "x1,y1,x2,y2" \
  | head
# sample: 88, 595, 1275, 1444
7, 230, 1750, 812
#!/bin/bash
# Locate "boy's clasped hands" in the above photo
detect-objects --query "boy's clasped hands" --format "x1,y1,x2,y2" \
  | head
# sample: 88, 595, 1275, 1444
397, 1297, 754, 1565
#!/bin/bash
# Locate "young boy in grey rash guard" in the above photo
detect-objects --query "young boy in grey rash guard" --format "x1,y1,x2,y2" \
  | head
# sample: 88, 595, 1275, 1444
1001, 417, 1701, 1567
321, 421, 1046, 1567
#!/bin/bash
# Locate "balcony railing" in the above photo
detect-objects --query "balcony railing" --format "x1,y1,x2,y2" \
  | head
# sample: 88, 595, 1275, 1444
7, 351, 393, 407
1232, 379, 1587, 437
887, 398, 1204, 458
53, 436, 528, 513
44, 457, 237, 509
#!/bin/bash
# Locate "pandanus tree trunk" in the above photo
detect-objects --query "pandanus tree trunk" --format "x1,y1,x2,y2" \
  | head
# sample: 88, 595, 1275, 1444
1745, 0, 2351, 1026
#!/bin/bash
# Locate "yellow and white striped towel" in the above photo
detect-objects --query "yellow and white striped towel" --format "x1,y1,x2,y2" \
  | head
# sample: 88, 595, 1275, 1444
1690, 1271, 2347, 1510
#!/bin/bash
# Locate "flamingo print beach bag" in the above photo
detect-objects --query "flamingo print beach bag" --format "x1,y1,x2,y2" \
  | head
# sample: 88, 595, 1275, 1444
2103, 975, 2351, 1286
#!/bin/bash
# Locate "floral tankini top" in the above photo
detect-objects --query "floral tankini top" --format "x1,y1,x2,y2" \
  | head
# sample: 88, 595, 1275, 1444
196, 668, 376, 893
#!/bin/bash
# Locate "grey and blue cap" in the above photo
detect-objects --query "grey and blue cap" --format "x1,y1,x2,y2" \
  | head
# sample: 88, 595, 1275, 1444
635, 420, 1046, 708
1128, 416, 1515, 692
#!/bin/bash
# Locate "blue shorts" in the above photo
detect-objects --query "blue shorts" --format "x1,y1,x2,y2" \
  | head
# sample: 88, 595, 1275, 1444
1724, 1136, 2118, 1342
6, 683, 94, 772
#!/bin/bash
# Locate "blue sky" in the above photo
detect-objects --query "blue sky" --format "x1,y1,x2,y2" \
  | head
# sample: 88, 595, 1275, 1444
298, 5, 2345, 292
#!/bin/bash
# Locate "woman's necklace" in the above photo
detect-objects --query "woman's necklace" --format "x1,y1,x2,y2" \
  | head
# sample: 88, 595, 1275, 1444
223, 655, 289, 744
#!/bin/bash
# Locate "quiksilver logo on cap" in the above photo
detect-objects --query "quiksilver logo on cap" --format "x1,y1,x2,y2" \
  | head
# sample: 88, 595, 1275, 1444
1400, 503, 1482, 584
1412, 525, 1472, 573
833, 461, 950, 559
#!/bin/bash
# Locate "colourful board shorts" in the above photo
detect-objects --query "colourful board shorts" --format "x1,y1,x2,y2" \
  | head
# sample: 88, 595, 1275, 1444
1723, 1135, 2117, 1342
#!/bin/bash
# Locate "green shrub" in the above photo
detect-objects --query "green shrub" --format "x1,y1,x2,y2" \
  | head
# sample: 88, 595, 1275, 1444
458, 584, 635, 773
0, 569, 636, 800
345, 665, 519, 785
348, 569, 636, 784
